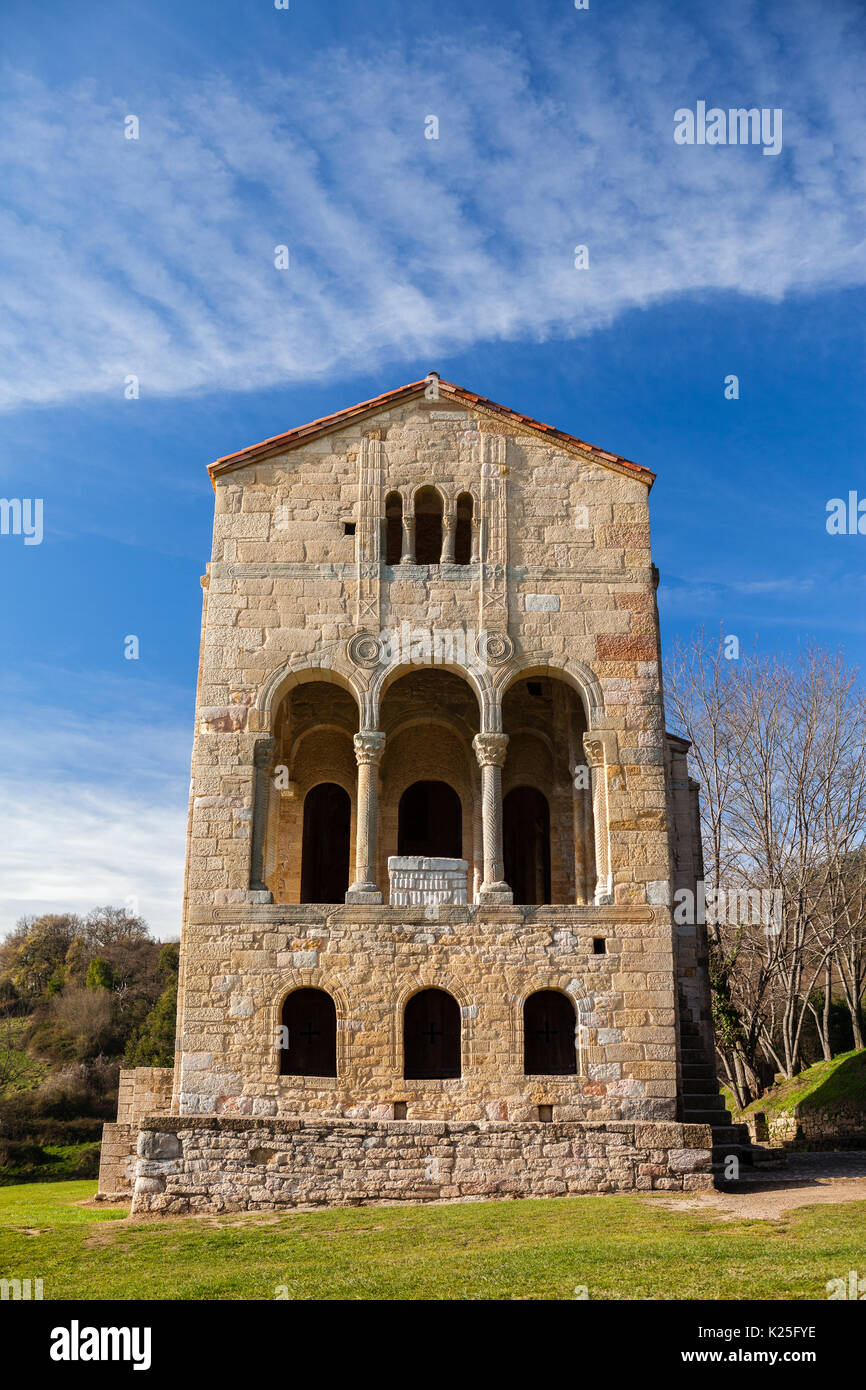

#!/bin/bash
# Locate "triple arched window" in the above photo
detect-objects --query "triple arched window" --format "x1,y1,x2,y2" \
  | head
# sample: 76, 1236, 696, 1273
384, 490, 474, 566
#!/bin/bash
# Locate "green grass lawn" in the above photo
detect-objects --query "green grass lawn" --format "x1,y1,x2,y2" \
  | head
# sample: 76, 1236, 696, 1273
1, 1181, 864, 1300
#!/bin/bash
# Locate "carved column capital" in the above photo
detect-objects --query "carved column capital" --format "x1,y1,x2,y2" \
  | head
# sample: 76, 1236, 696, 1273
472, 732, 509, 768
354, 730, 386, 766
253, 736, 277, 769
582, 734, 606, 768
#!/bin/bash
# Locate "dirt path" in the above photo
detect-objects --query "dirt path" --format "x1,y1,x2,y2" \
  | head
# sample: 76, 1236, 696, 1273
654, 1152, 866, 1221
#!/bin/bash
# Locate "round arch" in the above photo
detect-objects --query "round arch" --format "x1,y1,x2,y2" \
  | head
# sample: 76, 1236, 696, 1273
496, 658, 605, 729
403, 986, 462, 1080
369, 660, 490, 730
255, 659, 364, 732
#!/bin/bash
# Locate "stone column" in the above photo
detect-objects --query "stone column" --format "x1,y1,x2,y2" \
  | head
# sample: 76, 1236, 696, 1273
572, 777, 588, 906
441, 513, 456, 563
472, 732, 512, 903
470, 517, 481, 564
401, 516, 416, 563
582, 782, 596, 903
346, 730, 386, 903
583, 733, 613, 904
472, 787, 484, 903
249, 737, 276, 898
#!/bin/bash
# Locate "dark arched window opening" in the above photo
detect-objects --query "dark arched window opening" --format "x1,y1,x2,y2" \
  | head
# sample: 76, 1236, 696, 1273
398, 780, 462, 859
300, 782, 351, 903
385, 491, 403, 565
414, 486, 443, 564
455, 492, 473, 565
503, 786, 551, 904
523, 990, 576, 1075
404, 988, 461, 1079
280, 988, 337, 1077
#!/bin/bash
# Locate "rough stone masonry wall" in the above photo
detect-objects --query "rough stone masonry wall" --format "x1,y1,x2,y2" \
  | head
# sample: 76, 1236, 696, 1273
747, 1103, 866, 1151
174, 903, 678, 1123
130, 1115, 713, 1214
97, 1067, 174, 1197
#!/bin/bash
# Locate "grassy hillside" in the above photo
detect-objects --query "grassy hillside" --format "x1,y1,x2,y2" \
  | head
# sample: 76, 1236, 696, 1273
1, 1182, 864, 1300
731, 1049, 866, 1119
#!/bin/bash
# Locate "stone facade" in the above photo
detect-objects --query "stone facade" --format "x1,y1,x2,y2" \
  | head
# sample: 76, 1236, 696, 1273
100, 376, 713, 1208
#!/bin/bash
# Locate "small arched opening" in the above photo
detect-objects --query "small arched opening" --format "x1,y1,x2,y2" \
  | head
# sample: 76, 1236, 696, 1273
454, 492, 473, 565
414, 486, 443, 564
280, 988, 338, 1077
404, 988, 461, 1079
523, 990, 577, 1075
385, 491, 403, 565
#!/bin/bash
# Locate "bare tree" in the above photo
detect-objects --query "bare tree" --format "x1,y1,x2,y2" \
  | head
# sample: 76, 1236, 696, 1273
668, 633, 866, 1098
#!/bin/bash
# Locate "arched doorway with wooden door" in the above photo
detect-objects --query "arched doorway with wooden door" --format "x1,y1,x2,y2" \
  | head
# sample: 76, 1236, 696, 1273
523, 990, 577, 1075
501, 673, 592, 903
280, 988, 338, 1077
300, 782, 351, 903
503, 786, 551, 904
403, 988, 462, 1079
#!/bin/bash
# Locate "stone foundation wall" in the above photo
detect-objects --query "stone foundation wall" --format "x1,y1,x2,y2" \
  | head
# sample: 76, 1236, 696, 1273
747, 1103, 866, 1151
96, 1123, 138, 1197
97, 1067, 174, 1197
130, 1115, 713, 1214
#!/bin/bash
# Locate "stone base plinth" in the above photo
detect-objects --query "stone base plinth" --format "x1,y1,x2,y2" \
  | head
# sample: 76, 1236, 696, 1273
129, 1115, 713, 1215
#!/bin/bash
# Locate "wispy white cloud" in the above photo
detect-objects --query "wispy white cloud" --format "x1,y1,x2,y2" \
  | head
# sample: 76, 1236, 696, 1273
1, 4, 864, 410
0, 669, 190, 939
0, 783, 186, 940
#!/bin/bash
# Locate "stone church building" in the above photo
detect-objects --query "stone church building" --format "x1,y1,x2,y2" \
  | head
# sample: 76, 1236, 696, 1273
98, 376, 734, 1212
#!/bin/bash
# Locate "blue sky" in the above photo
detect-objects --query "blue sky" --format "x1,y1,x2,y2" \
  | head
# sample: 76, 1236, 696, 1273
1, 0, 864, 937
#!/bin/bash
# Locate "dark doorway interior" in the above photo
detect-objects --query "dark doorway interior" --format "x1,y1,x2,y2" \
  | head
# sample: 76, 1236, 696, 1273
280, 988, 338, 1077
404, 988, 461, 1079
385, 491, 403, 565
414, 487, 443, 564
398, 780, 462, 859
523, 990, 577, 1075
454, 493, 473, 565
300, 782, 351, 903
503, 786, 551, 904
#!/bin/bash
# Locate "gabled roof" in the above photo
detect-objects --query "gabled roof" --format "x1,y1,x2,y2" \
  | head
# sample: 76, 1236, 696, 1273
207, 376, 655, 487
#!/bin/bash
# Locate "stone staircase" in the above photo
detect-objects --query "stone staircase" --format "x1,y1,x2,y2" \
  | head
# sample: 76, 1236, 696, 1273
678, 994, 784, 1176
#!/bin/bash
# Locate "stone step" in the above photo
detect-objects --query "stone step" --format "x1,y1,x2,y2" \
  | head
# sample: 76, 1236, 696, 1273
684, 1108, 734, 1127
682, 1092, 729, 1112
712, 1145, 755, 1169
682, 1076, 721, 1094
682, 1062, 717, 1078
683, 1090, 725, 1110
707, 1124, 751, 1145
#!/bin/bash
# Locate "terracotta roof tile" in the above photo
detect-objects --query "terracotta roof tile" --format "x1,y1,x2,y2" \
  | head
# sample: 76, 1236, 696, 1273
207, 376, 654, 487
